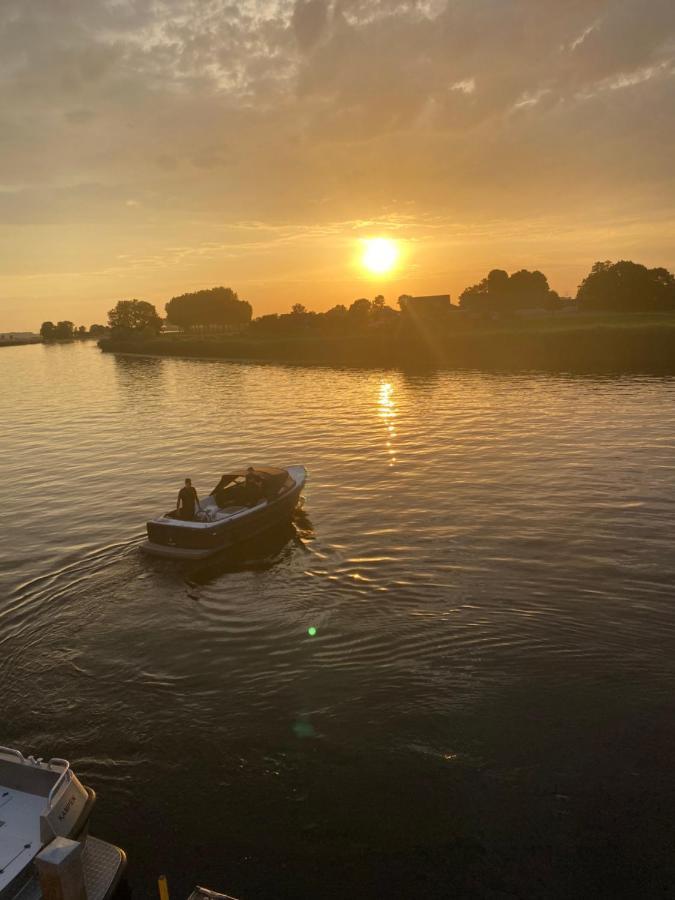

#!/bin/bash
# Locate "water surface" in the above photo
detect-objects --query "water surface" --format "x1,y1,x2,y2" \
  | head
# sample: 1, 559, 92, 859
2, 343, 675, 898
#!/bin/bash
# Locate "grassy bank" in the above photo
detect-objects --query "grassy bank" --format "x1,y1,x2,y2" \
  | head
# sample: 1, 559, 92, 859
99, 314, 675, 374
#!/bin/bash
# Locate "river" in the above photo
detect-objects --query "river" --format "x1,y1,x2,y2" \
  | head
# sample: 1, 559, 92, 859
2, 342, 675, 898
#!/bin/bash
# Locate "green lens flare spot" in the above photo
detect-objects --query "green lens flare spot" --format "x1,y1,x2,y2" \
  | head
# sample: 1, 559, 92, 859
307, 626, 317, 637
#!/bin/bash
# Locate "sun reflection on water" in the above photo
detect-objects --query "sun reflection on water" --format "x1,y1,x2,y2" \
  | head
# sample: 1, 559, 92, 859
378, 380, 398, 466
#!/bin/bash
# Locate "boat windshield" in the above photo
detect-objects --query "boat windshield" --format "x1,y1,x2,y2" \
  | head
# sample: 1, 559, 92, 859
209, 466, 288, 496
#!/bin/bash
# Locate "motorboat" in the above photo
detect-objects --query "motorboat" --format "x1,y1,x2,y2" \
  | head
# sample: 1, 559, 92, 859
142, 465, 307, 560
0, 746, 126, 900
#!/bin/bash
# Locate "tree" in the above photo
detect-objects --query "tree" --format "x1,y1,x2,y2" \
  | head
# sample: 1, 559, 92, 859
165, 287, 252, 331
487, 269, 510, 293
249, 313, 280, 334
41, 320, 74, 340
53, 321, 75, 340
291, 303, 307, 316
108, 300, 162, 334
370, 295, 398, 325
318, 304, 349, 334
577, 260, 675, 311
459, 268, 557, 314
89, 324, 108, 336
348, 297, 372, 325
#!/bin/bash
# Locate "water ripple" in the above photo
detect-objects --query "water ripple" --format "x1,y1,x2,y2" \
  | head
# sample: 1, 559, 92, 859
3, 345, 675, 897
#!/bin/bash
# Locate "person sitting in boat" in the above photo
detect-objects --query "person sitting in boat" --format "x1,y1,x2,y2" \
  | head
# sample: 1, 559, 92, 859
177, 478, 200, 520
244, 467, 264, 505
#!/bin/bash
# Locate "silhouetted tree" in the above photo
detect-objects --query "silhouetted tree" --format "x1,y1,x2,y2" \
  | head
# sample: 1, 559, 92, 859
53, 321, 75, 340
252, 314, 280, 332
40, 320, 74, 340
89, 324, 108, 336
460, 268, 558, 314
246, 296, 401, 338
487, 269, 510, 293
316, 304, 349, 335
325, 304, 348, 317
577, 260, 675, 311
108, 300, 162, 334
165, 287, 252, 332
348, 298, 372, 323
371, 296, 398, 326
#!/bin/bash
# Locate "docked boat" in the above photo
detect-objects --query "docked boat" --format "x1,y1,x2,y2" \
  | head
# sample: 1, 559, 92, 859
142, 465, 307, 560
0, 746, 126, 900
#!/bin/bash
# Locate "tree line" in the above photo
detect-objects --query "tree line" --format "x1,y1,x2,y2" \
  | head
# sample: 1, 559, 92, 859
248, 260, 675, 335
100, 288, 253, 337
40, 321, 109, 341
44, 259, 675, 341
459, 260, 675, 314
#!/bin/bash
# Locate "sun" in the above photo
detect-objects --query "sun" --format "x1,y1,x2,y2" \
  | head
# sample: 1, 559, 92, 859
361, 238, 399, 276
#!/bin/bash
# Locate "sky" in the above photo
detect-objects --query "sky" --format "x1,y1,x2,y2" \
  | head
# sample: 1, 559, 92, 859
1, 0, 674, 329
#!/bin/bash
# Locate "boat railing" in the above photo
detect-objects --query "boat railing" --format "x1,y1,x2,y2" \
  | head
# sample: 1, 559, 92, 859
0, 745, 27, 763
0, 746, 72, 808
46, 758, 72, 807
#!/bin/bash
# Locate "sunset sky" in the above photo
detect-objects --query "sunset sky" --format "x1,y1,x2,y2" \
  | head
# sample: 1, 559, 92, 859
1, 0, 674, 330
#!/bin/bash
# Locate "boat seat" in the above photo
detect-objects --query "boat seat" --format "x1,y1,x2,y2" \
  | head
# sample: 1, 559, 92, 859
214, 506, 246, 519
213, 501, 266, 520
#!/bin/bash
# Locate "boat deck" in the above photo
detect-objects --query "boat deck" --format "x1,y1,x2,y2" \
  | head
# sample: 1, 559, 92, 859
0, 784, 44, 892
12, 837, 126, 900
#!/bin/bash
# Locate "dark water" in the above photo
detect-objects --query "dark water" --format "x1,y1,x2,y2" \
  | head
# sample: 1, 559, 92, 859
3, 342, 675, 899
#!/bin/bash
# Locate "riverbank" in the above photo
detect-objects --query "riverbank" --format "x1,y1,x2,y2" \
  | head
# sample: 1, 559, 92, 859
0, 339, 42, 348
99, 315, 675, 374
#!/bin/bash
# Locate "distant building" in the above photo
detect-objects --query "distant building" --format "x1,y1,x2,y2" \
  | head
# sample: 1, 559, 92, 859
0, 332, 41, 345
399, 294, 454, 315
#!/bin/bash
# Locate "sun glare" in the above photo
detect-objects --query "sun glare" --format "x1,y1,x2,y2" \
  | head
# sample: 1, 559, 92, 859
362, 238, 399, 276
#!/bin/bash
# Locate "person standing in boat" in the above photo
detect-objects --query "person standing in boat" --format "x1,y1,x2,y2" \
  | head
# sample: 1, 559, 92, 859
177, 477, 200, 520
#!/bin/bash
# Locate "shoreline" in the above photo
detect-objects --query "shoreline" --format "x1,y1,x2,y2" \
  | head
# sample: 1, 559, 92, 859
98, 321, 675, 375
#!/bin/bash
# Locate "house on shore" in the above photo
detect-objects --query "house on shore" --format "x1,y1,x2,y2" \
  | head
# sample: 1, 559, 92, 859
399, 294, 454, 316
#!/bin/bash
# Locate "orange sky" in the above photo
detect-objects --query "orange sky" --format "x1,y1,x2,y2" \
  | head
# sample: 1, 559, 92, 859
1, 0, 674, 330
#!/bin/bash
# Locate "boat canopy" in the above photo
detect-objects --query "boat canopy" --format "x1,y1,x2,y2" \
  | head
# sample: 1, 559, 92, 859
210, 466, 288, 494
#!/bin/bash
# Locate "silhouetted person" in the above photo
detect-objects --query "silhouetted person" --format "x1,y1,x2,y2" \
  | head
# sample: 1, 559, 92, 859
177, 478, 199, 520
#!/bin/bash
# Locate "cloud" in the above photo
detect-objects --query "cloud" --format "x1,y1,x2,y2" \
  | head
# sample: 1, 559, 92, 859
0, 0, 674, 322
292, 0, 330, 50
